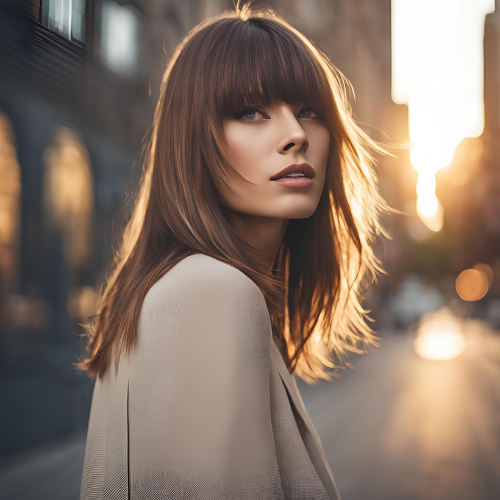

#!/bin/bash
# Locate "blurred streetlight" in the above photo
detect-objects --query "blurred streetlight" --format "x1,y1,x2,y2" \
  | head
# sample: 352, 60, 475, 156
414, 307, 466, 360
455, 266, 492, 301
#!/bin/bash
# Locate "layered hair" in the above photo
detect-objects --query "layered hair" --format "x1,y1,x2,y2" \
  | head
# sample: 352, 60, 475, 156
76, 2, 395, 383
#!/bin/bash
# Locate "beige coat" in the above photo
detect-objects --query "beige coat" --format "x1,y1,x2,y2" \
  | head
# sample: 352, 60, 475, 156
80, 254, 341, 499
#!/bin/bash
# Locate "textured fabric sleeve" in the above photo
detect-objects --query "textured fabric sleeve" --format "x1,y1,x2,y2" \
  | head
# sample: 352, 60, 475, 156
128, 254, 284, 499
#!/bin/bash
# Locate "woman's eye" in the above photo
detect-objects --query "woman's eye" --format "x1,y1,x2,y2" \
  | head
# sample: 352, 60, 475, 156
236, 109, 264, 122
298, 107, 318, 119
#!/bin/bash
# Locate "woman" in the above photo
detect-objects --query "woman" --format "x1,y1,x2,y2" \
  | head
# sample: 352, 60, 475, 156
78, 3, 393, 499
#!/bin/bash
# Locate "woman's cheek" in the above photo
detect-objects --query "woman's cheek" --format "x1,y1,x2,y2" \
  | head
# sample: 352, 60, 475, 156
226, 136, 267, 182
308, 124, 330, 160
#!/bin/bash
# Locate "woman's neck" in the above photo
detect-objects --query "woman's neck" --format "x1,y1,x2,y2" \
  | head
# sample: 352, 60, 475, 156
222, 208, 288, 272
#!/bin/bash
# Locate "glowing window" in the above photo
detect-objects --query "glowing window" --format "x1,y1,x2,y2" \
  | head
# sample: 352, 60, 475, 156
0, 113, 21, 292
42, 126, 94, 270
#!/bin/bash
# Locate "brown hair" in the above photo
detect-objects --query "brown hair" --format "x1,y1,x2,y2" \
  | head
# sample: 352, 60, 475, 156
76, 2, 396, 383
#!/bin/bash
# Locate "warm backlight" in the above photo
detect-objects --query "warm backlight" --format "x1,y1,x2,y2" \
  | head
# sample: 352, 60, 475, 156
414, 309, 466, 360
392, 0, 495, 231
455, 268, 490, 301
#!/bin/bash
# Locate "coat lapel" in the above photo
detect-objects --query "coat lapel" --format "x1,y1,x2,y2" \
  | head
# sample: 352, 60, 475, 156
270, 334, 341, 500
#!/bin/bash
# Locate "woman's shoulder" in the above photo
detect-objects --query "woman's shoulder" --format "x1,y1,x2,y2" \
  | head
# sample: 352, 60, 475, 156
174, 253, 257, 285
136, 253, 271, 364
142, 253, 265, 314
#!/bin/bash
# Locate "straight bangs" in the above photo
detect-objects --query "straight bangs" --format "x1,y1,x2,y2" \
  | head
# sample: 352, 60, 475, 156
206, 19, 334, 126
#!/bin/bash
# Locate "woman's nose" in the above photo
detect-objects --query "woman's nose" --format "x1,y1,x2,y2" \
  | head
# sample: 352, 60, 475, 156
277, 108, 309, 154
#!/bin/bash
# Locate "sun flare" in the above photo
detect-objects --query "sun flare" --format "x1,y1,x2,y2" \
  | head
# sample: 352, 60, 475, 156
392, 0, 495, 231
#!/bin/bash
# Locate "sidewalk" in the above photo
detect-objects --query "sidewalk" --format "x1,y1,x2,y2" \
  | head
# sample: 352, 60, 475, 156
0, 430, 86, 500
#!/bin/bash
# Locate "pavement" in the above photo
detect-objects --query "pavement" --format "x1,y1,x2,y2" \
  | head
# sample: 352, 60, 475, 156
297, 329, 500, 500
0, 430, 86, 500
1, 329, 500, 500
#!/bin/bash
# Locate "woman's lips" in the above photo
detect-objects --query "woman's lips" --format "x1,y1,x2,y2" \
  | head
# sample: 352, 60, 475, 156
272, 177, 313, 188
271, 162, 316, 180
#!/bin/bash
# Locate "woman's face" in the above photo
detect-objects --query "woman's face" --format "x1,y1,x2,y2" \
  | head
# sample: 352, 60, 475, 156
219, 103, 330, 220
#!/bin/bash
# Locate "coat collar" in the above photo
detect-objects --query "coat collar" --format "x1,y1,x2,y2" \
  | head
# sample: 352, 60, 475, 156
270, 332, 341, 500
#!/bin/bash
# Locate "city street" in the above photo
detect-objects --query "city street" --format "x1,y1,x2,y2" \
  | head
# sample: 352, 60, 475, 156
298, 328, 500, 500
1, 329, 500, 500
2, 1, 500, 499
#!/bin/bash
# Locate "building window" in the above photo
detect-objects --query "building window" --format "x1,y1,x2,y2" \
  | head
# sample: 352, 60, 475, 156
42, 126, 93, 271
0, 113, 21, 292
100, 0, 139, 76
43, 0, 86, 43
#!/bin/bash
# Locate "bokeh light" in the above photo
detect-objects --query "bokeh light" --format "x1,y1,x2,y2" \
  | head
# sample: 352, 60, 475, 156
414, 308, 466, 360
455, 268, 490, 301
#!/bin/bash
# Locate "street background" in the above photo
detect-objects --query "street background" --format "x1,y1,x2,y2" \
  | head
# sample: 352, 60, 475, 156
1, 1, 499, 499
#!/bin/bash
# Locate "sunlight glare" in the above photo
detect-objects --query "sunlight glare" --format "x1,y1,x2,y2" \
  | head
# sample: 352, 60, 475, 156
414, 309, 466, 360
392, 0, 495, 230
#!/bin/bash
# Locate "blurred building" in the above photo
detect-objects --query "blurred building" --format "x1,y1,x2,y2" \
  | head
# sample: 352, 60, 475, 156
477, 3, 500, 302
483, 3, 500, 247
0, 0, 221, 460
429, 2, 500, 292
0, 0, 405, 460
